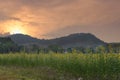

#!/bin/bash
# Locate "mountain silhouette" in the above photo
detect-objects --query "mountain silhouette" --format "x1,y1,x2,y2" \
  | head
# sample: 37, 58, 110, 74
9, 33, 106, 48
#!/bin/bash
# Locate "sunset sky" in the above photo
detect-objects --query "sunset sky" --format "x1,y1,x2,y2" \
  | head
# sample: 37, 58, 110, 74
0, 0, 120, 42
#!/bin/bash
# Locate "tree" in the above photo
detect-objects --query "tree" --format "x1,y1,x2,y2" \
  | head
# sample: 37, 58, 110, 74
31, 44, 40, 53
96, 46, 106, 53
48, 45, 63, 53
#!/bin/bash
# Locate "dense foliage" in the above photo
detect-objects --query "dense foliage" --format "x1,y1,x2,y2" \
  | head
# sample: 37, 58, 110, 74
0, 37, 21, 53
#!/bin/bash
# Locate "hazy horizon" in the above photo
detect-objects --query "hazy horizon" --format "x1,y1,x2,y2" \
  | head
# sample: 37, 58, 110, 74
0, 0, 120, 42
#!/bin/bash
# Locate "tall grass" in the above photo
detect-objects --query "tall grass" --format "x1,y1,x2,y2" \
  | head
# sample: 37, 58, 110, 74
0, 53, 120, 79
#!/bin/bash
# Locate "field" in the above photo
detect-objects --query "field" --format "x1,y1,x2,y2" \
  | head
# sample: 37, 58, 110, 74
0, 53, 120, 80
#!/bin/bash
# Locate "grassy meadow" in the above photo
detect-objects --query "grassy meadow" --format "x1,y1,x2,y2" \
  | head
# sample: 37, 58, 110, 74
0, 53, 120, 80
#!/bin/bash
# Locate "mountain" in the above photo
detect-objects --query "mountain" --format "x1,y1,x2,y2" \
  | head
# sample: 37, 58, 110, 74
0, 37, 14, 44
9, 33, 106, 48
107, 43, 120, 48
10, 34, 41, 44
49, 33, 106, 48
0, 37, 19, 53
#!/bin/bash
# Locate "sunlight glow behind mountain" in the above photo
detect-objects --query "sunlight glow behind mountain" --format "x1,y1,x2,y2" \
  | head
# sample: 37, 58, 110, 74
0, 0, 120, 42
10, 28, 24, 34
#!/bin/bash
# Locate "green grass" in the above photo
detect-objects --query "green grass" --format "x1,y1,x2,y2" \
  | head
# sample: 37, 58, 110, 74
0, 66, 76, 80
0, 53, 120, 80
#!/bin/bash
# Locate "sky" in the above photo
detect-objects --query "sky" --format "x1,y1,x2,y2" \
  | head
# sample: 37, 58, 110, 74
0, 0, 120, 42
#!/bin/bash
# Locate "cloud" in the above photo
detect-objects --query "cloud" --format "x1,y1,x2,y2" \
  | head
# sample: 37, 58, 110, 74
0, 32, 10, 37
0, 15, 21, 22
18, 0, 77, 8
0, 0, 120, 42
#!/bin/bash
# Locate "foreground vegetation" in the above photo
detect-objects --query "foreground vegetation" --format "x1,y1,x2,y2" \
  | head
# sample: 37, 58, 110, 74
0, 53, 120, 80
0, 66, 76, 80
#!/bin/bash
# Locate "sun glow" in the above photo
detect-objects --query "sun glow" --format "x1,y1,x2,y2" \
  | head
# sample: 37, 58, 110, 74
10, 28, 25, 34
5, 21, 27, 35
9, 25, 26, 35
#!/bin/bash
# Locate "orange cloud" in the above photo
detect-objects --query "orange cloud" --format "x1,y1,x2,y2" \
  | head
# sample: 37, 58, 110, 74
0, 0, 120, 42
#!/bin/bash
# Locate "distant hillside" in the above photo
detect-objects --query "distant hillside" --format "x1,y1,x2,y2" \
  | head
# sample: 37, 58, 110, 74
107, 43, 120, 48
10, 34, 41, 44
0, 37, 14, 44
49, 33, 106, 48
9, 33, 106, 48
0, 37, 19, 53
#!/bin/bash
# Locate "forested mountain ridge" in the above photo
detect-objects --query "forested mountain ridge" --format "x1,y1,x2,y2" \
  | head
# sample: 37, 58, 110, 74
9, 33, 106, 48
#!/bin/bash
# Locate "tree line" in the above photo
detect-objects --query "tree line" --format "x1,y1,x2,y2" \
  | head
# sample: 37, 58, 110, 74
19, 44, 120, 54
